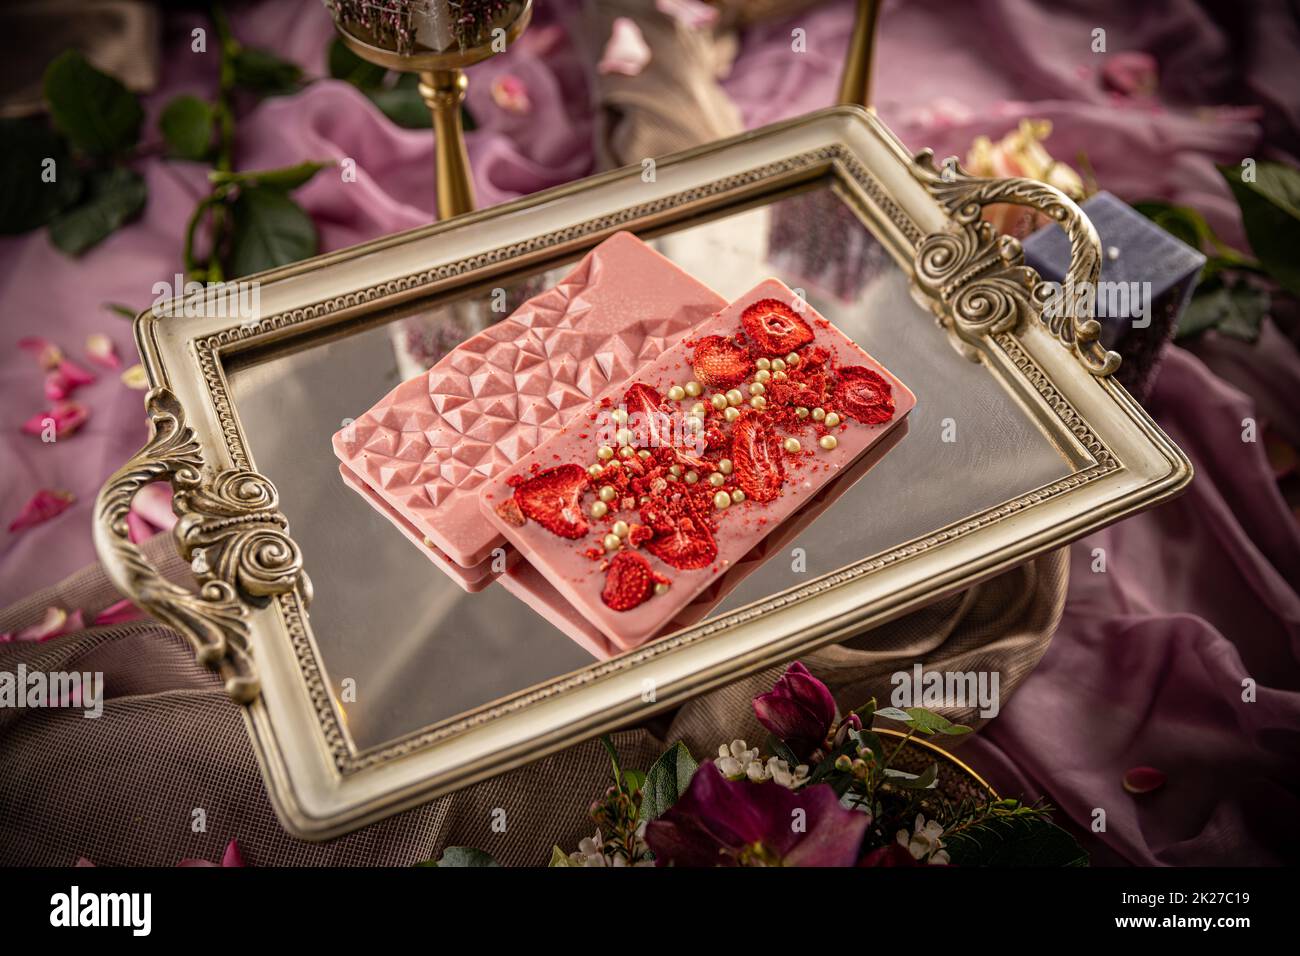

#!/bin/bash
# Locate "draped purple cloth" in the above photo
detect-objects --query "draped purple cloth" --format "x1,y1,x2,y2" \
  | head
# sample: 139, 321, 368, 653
1, 0, 1296, 865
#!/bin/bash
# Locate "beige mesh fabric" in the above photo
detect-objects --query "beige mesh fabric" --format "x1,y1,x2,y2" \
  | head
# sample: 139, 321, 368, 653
0, 537, 1065, 866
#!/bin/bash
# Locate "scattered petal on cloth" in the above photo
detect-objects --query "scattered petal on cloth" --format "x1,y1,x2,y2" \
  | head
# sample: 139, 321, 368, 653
490, 74, 532, 114
598, 17, 652, 76
85, 333, 121, 370
7, 489, 75, 534
21, 402, 89, 440
0, 606, 84, 643
1123, 767, 1168, 795
178, 839, 247, 867
44, 359, 96, 401
656, 0, 720, 30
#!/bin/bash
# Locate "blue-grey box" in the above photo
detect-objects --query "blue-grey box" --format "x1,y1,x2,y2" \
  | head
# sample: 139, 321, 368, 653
1021, 191, 1204, 398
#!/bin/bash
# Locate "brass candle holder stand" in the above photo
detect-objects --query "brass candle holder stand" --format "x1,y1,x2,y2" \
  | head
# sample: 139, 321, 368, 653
331, 0, 533, 220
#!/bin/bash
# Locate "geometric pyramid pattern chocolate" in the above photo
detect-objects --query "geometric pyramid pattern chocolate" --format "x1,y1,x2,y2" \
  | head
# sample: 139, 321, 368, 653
334, 232, 728, 569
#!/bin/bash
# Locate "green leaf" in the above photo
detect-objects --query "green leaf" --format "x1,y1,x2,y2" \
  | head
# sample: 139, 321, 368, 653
622, 769, 646, 795
904, 708, 973, 736
43, 50, 143, 156
159, 95, 215, 160
885, 762, 938, 790
228, 186, 317, 277
231, 46, 303, 96
210, 160, 331, 192
0, 118, 83, 233
943, 815, 1089, 867
1219, 161, 1300, 298
873, 706, 912, 723
766, 734, 800, 769
49, 166, 146, 255
420, 846, 500, 867
638, 742, 698, 822
1131, 200, 1210, 252
1176, 279, 1269, 342
103, 302, 138, 319
599, 735, 624, 791
549, 846, 575, 867
367, 74, 433, 129
328, 36, 387, 88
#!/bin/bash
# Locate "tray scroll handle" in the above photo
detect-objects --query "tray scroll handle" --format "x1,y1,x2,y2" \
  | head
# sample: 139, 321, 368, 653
92, 387, 306, 703
911, 149, 1122, 378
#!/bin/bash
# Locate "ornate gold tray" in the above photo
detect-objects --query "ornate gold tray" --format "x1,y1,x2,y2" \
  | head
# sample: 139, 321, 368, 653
94, 107, 1190, 839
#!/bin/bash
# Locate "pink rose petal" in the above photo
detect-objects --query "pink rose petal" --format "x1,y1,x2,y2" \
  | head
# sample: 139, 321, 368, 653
599, 17, 652, 76
0, 606, 86, 643
92, 599, 144, 627
74, 857, 96, 867
86, 333, 121, 370
656, 0, 719, 29
490, 74, 531, 114
19, 336, 63, 371
21, 401, 88, 440
178, 839, 246, 867
1123, 766, 1167, 794
8, 488, 75, 533
221, 840, 246, 867
44, 359, 96, 401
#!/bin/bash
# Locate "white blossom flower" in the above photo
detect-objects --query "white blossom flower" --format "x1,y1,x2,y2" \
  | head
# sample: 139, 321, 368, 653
717, 739, 760, 779
896, 814, 948, 863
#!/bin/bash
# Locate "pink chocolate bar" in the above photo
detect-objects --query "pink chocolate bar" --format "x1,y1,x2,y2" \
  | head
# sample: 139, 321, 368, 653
498, 420, 907, 657
333, 231, 728, 572
479, 278, 917, 649
337, 464, 511, 591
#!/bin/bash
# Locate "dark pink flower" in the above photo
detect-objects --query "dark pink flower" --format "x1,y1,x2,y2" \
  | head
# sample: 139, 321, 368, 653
645, 762, 868, 866
21, 401, 88, 439
752, 661, 837, 760
8, 488, 75, 533
859, 843, 923, 866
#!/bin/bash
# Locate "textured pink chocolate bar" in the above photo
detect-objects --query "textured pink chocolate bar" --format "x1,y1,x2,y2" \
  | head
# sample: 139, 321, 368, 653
498, 421, 907, 658
333, 231, 728, 569
479, 278, 917, 650
337, 464, 509, 592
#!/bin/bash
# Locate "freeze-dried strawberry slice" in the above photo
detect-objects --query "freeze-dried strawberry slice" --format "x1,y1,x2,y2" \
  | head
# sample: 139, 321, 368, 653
513, 463, 589, 538
741, 298, 813, 354
642, 500, 718, 570
692, 335, 753, 389
833, 366, 894, 424
624, 382, 664, 447
601, 551, 657, 611
731, 411, 784, 502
